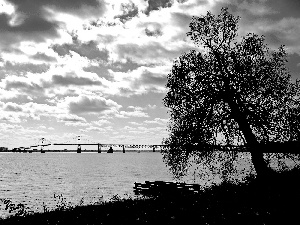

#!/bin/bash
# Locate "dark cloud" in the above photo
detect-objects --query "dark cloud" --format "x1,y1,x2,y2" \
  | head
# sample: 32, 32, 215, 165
90, 20, 118, 28
52, 74, 102, 86
0, 62, 50, 75
69, 96, 114, 114
52, 41, 109, 61
30, 53, 57, 62
119, 87, 135, 96
144, 0, 173, 15
84, 58, 142, 81
177, 0, 208, 10
5, 79, 44, 96
137, 22, 163, 37
139, 71, 167, 86
3, 103, 23, 112
145, 28, 163, 37
171, 12, 191, 29
115, 2, 139, 23
116, 42, 193, 63
287, 53, 300, 80
168, 12, 193, 42
131, 70, 167, 93
83, 65, 113, 81
207, 2, 300, 54
0, 13, 59, 47
262, 19, 300, 52
0, 47, 23, 56
109, 58, 141, 72
264, 0, 300, 19
1, 15, 56, 33
0, 0, 106, 48
7, 0, 106, 18
58, 115, 86, 122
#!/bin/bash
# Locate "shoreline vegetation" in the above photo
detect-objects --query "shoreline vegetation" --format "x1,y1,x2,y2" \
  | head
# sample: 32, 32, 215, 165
1, 168, 300, 225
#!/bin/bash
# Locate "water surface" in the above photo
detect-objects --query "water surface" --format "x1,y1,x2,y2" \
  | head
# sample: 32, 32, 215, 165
1, 151, 298, 217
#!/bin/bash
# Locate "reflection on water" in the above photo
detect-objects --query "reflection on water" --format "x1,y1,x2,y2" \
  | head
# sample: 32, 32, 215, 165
0, 151, 299, 217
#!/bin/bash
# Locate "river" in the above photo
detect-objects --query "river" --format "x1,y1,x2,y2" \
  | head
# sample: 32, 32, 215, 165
0, 151, 298, 217
0, 152, 177, 217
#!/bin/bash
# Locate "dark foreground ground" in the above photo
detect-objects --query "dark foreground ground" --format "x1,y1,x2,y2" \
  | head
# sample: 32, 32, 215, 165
1, 170, 300, 225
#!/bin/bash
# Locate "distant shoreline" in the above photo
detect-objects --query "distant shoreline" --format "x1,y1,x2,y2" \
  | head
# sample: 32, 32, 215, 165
0, 150, 161, 153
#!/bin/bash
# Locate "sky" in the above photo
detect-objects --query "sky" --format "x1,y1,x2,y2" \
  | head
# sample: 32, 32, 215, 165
0, 0, 300, 149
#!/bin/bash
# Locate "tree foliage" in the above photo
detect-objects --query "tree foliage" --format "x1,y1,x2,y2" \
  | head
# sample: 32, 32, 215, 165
163, 8, 300, 178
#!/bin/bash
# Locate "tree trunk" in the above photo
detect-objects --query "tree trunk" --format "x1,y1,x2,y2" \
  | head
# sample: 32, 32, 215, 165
227, 98, 271, 179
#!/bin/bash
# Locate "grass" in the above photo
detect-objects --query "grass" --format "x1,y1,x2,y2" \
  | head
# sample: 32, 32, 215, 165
1, 169, 300, 225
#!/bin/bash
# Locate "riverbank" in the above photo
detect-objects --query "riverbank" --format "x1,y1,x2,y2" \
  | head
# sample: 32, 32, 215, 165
1, 169, 300, 225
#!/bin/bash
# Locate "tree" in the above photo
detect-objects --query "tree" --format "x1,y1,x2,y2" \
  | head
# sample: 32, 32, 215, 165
163, 8, 300, 179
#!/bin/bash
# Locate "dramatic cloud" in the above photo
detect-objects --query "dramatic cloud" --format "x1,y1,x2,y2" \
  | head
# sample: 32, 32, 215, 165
52, 40, 109, 61
287, 53, 300, 80
52, 74, 102, 86
67, 95, 121, 114
3, 102, 23, 112
30, 53, 57, 62
144, 0, 173, 15
115, 2, 139, 23
3, 76, 44, 96
0, 0, 106, 48
114, 41, 193, 64
1, 0, 299, 148
0, 62, 50, 76
0, 13, 59, 47
57, 114, 87, 123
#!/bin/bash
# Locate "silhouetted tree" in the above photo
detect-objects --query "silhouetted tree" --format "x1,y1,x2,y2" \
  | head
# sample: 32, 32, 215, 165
163, 8, 300, 179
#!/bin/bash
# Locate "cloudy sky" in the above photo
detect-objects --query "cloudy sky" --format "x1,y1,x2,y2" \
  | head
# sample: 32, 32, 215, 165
0, 0, 299, 149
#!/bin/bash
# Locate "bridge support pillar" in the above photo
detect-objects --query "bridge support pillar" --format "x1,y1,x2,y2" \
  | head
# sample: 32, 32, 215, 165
152, 146, 156, 152
98, 144, 101, 153
123, 145, 125, 153
77, 144, 81, 153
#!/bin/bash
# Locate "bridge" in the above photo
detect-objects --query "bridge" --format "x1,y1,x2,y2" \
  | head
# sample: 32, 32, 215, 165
13, 137, 167, 153
13, 137, 300, 154
17, 144, 166, 153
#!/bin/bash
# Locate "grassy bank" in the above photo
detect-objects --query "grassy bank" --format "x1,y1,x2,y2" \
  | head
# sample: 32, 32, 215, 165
1, 169, 300, 225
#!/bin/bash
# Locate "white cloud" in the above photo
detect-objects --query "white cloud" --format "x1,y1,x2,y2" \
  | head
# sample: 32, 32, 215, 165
0, 0, 15, 16
65, 121, 90, 127
128, 121, 143, 125
147, 104, 157, 109
92, 119, 112, 126
85, 126, 106, 132
0, 112, 23, 123
144, 117, 168, 125
116, 110, 149, 118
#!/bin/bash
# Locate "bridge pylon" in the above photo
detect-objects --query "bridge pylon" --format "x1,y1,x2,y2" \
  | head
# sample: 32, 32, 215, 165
77, 136, 81, 153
